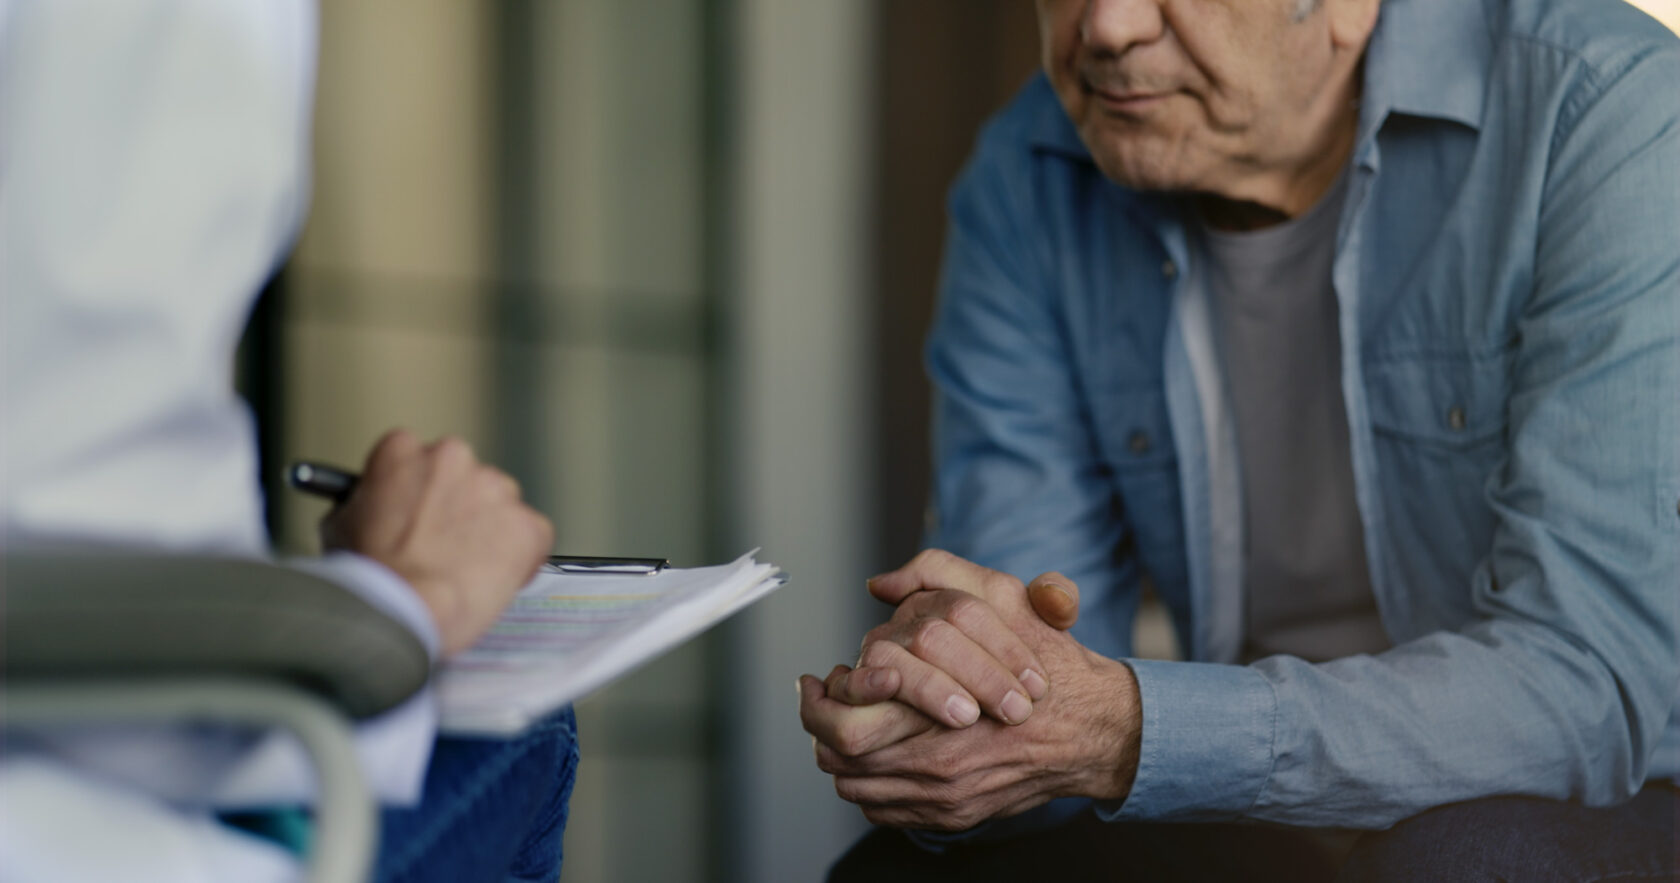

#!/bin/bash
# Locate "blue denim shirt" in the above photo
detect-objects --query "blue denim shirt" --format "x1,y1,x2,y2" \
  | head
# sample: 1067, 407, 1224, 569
926, 0, 1680, 829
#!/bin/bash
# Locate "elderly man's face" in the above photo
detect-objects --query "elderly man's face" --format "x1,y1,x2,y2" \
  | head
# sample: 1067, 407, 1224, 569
1038, 0, 1353, 199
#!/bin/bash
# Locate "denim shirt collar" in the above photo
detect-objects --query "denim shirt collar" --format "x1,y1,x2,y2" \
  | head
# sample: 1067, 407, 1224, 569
1359, 0, 1496, 137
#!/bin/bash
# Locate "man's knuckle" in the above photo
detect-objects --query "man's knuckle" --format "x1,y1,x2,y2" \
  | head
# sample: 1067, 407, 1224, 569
944, 594, 989, 632
930, 744, 970, 780
928, 781, 966, 814
902, 663, 942, 701
898, 591, 934, 616
942, 800, 985, 822
858, 638, 893, 669
913, 548, 948, 567
981, 572, 1023, 598
834, 777, 865, 804
800, 702, 833, 736
833, 720, 871, 757
909, 618, 952, 655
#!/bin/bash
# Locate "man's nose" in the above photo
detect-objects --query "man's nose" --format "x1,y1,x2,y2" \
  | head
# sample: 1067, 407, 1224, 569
1080, 0, 1166, 56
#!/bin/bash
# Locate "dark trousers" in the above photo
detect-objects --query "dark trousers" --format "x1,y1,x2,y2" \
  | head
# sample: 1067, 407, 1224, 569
374, 707, 580, 883
830, 783, 1678, 883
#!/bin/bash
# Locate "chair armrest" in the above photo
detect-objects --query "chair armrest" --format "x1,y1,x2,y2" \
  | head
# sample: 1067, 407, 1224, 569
2, 551, 431, 719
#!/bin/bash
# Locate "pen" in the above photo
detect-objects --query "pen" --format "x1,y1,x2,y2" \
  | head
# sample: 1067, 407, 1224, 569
287, 461, 358, 503
286, 460, 668, 575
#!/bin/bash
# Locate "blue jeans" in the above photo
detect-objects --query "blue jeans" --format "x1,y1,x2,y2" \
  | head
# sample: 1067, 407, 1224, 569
830, 783, 1677, 882
374, 707, 579, 883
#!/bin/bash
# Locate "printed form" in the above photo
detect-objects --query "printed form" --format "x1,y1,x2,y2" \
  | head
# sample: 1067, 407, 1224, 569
435, 551, 785, 736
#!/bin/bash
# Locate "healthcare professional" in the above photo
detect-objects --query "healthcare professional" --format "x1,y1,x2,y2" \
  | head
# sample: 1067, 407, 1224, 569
0, 1, 578, 880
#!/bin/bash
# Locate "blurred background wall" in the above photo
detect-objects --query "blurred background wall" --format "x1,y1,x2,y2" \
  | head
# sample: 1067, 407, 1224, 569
241, 1, 1679, 881
1643, 0, 1680, 28
250, 1, 938, 880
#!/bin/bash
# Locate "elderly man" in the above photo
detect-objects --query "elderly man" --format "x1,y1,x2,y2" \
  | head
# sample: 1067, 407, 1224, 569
800, 0, 1680, 879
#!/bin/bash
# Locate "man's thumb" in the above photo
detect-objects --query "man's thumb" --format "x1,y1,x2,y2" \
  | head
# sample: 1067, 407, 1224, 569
1026, 573, 1080, 630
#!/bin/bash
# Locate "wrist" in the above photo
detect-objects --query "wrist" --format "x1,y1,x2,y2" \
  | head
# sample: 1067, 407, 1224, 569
1080, 652, 1142, 802
404, 573, 476, 656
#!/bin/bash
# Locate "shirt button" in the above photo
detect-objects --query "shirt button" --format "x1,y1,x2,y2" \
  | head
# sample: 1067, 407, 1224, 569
1128, 431, 1152, 455
1162, 260, 1178, 280
1447, 406, 1467, 432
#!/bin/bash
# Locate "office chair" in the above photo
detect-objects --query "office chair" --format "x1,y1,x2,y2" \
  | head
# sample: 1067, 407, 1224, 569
1, 551, 432, 883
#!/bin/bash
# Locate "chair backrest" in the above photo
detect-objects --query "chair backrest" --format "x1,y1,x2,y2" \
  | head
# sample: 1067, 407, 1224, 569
2, 551, 430, 719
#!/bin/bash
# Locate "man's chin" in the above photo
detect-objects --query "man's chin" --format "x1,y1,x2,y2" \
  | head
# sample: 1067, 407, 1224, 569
1091, 156, 1202, 195
1081, 134, 1203, 194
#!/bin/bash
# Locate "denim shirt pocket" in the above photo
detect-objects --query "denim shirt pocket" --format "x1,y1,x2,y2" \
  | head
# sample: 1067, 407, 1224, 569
1362, 347, 1513, 630
1364, 349, 1512, 450
1089, 388, 1189, 592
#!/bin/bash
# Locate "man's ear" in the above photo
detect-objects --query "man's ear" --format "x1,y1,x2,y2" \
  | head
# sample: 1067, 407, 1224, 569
1327, 0, 1381, 51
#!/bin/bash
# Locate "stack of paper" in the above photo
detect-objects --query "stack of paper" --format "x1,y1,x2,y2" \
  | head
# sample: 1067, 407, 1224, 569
436, 551, 786, 736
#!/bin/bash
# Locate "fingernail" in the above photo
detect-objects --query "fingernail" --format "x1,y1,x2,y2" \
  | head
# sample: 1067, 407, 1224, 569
1035, 583, 1076, 622
865, 669, 892, 692
1019, 668, 1048, 699
1000, 690, 1032, 725
945, 694, 980, 726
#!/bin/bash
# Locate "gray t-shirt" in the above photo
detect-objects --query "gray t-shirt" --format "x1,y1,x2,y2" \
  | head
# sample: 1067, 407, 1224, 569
1193, 175, 1391, 663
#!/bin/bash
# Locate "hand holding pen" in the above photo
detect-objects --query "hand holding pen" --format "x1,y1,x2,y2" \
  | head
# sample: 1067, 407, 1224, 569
299, 430, 556, 656
291, 456, 667, 576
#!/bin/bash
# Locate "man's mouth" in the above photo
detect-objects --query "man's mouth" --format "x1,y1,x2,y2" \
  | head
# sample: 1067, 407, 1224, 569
1083, 79, 1171, 114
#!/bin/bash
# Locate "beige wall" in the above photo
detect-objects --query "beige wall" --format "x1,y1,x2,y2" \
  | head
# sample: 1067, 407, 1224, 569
281, 3, 725, 881
1629, 0, 1680, 32
281, 1, 498, 548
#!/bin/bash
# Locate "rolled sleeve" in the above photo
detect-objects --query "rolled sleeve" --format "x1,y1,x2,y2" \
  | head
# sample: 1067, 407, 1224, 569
1098, 659, 1277, 822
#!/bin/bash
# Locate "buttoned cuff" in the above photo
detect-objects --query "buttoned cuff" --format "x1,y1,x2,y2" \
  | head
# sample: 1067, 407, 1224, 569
1096, 659, 1277, 822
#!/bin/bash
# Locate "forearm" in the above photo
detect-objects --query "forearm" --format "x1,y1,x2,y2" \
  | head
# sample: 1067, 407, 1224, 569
1109, 617, 1674, 828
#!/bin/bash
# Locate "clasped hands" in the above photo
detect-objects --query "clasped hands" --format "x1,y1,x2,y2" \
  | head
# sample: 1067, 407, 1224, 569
321, 435, 1142, 830
798, 550, 1142, 831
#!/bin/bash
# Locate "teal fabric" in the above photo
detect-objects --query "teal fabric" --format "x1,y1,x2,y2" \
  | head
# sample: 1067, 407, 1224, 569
922, 0, 1680, 833
219, 808, 314, 857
